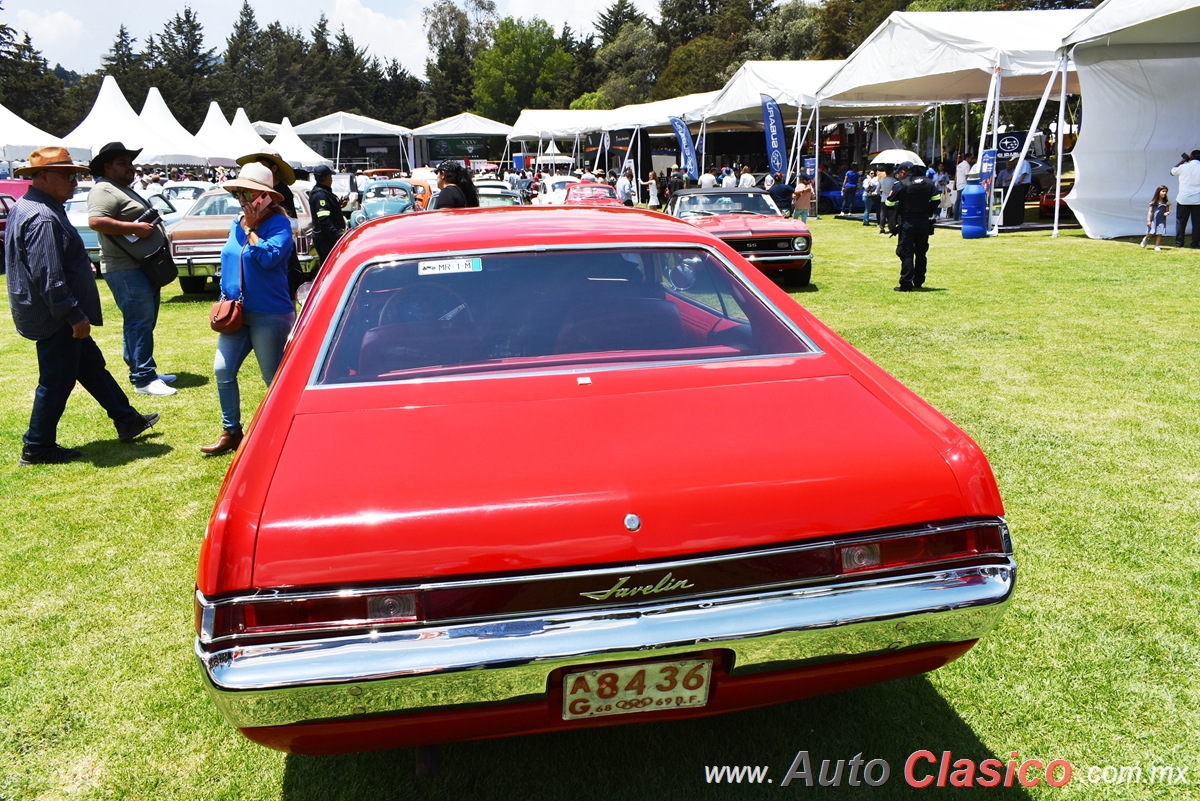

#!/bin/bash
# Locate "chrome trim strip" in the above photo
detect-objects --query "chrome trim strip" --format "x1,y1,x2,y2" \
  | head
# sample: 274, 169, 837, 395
742, 254, 813, 263
198, 560, 1015, 728
304, 240, 823, 387
198, 518, 1005, 608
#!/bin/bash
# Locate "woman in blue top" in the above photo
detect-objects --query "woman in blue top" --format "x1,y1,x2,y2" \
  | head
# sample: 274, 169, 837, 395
200, 162, 295, 455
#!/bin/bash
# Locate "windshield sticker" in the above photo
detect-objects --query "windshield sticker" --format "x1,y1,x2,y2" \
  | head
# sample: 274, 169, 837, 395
418, 258, 482, 275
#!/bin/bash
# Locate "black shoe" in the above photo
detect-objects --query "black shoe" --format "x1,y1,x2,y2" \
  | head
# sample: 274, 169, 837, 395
894, 286, 915, 292
19, 444, 83, 466
117, 412, 160, 442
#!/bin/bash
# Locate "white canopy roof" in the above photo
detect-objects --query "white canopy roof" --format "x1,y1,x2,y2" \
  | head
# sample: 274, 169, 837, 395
1064, 0, 1200, 47
818, 11, 1091, 104
412, 112, 512, 137
194, 103, 247, 167
137, 87, 212, 167
293, 111, 411, 137
0, 103, 89, 161
1060, 0, 1200, 238
269, 117, 333, 169
252, 120, 280, 138
600, 91, 718, 131
705, 61, 842, 124
230, 108, 272, 156
62, 75, 152, 154
507, 109, 610, 141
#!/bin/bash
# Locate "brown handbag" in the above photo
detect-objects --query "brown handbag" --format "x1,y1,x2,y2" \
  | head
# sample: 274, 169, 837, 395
210, 243, 246, 333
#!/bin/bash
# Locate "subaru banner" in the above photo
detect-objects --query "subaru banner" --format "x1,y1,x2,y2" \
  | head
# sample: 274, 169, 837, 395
669, 117, 699, 181
761, 94, 788, 177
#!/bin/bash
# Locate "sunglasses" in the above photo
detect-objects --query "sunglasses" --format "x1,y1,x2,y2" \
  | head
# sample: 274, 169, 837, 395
231, 190, 262, 202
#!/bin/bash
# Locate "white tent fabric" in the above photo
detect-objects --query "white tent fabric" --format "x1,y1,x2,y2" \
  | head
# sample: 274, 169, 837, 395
137, 87, 211, 166
0, 103, 89, 161
705, 61, 843, 124
600, 92, 718, 131
252, 121, 280, 138
818, 11, 1090, 104
1062, 0, 1200, 239
507, 109, 610, 141
230, 108, 272, 155
194, 103, 246, 167
292, 111, 411, 137
412, 112, 512, 137
63, 75, 153, 154
269, 117, 333, 169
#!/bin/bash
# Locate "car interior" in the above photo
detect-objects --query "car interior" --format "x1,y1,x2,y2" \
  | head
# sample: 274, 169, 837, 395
318, 248, 809, 383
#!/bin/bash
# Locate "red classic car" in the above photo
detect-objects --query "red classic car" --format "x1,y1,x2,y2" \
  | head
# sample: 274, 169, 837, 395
563, 182, 623, 207
663, 187, 813, 287
195, 206, 1014, 756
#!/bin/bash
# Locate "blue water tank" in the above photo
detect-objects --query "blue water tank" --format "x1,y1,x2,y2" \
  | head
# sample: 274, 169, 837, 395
961, 175, 987, 239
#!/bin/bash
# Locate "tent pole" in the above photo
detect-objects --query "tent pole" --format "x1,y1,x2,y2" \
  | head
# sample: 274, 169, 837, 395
699, 122, 706, 174
988, 70, 1003, 236
634, 126, 641, 202
999, 58, 1061, 235
813, 104, 821, 219
788, 108, 803, 183
1053, 54, 1069, 238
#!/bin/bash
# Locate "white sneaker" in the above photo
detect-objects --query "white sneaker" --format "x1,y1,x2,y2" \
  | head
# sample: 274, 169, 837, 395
1155, 245, 1162, 251
1140, 236, 1147, 248
135, 378, 177, 396
157, 373, 177, 383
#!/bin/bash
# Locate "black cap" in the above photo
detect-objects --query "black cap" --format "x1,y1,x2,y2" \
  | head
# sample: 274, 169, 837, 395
312, 164, 334, 179
90, 141, 142, 177
897, 161, 914, 172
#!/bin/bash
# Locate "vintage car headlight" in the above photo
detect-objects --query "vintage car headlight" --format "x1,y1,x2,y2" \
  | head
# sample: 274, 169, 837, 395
793, 237, 810, 253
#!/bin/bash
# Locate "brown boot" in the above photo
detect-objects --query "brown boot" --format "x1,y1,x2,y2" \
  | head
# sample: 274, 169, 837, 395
200, 427, 243, 455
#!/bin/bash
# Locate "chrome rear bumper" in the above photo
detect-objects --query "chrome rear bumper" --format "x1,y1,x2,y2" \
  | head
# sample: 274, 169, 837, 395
198, 560, 1015, 728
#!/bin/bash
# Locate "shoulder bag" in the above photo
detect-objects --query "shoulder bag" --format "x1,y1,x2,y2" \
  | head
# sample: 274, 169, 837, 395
210, 243, 246, 334
103, 192, 179, 288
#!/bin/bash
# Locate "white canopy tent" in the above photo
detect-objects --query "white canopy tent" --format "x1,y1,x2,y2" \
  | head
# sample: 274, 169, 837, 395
600, 92, 717, 131
507, 109, 611, 142
293, 111, 413, 172
230, 108, 272, 156
137, 87, 215, 167
412, 112, 512, 137
195, 102, 250, 166
269, 117, 333, 169
1061, 0, 1200, 239
62, 76, 153, 155
0, 103, 89, 161
252, 120, 280, 138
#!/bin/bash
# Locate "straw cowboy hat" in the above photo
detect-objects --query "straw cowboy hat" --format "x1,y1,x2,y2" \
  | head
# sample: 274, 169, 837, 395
14, 146, 91, 177
222, 162, 284, 202
236, 147, 295, 186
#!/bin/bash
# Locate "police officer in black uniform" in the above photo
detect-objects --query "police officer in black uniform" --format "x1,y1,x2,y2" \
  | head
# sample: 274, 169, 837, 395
308, 165, 345, 268
883, 161, 941, 291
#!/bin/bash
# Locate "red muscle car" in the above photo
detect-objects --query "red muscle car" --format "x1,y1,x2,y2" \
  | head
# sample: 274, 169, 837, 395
664, 187, 813, 287
195, 205, 1014, 756
563, 182, 623, 207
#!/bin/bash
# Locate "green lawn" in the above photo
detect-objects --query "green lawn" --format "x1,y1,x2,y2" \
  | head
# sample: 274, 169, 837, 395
1, 220, 1197, 799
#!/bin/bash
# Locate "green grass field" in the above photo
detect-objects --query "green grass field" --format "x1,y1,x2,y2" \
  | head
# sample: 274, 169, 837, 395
2, 218, 1198, 799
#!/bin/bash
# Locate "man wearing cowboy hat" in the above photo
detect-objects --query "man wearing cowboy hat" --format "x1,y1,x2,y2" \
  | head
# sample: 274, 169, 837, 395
88, 141, 176, 397
5, 146, 159, 465
236, 148, 305, 296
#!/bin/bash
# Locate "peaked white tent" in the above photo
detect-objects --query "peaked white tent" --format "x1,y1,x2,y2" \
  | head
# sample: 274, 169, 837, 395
269, 117, 333, 169
63, 75, 152, 154
706, 61, 846, 126
1061, 0, 1200, 238
412, 112, 512, 137
600, 92, 717, 131
194, 103, 244, 166
137, 87, 211, 166
230, 108, 272, 155
1, 103, 89, 161
293, 111, 412, 170
252, 120, 280, 138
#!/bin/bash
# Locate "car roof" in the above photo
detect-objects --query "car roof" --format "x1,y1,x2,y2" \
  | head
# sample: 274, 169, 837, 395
342, 206, 711, 263
671, 187, 770, 196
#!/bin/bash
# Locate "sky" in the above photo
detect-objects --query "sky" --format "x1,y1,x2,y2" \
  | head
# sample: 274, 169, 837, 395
3, 0, 659, 81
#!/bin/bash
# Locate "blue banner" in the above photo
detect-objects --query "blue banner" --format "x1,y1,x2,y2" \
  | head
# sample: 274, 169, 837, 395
761, 94, 788, 177
669, 117, 699, 181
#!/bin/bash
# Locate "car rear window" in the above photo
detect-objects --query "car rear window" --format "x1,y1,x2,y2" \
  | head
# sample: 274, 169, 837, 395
316, 247, 811, 384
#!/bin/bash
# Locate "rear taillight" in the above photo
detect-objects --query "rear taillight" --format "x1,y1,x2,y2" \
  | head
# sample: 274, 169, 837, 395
837, 525, 1006, 575
197, 589, 421, 644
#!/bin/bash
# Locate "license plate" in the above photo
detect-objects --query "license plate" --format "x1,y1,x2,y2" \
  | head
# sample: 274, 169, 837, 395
562, 658, 713, 720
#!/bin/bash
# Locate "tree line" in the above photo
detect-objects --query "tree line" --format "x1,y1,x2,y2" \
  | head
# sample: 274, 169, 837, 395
0, 0, 1097, 139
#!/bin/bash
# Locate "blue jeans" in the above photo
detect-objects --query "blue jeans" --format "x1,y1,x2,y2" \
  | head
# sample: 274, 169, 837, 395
26, 324, 140, 448
862, 196, 875, 224
104, 268, 161, 387
213, 310, 295, 432
796, 209, 809, 223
